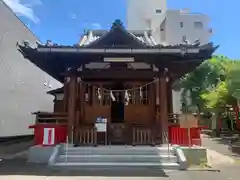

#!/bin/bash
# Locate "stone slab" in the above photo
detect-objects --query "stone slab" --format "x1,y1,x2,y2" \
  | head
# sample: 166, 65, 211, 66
181, 147, 207, 167
28, 145, 54, 163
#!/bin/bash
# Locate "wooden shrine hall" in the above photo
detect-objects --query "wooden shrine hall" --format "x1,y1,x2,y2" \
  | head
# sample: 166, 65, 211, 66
19, 19, 217, 146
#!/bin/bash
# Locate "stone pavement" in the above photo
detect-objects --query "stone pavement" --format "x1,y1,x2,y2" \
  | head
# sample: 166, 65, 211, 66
201, 134, 240, 160
0, 140, 33, 160
0, 139, 240, 180
0, 156, 240, 180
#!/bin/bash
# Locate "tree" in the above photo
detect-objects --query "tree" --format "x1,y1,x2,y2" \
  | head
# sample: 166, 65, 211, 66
177, 55, 229, 112
177, 55, 240, 134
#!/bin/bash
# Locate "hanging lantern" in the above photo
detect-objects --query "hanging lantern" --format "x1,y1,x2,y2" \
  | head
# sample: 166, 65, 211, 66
110, 91, 116, 101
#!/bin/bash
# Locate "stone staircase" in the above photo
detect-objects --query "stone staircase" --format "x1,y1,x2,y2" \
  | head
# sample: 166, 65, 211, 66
51, 146, 180, 170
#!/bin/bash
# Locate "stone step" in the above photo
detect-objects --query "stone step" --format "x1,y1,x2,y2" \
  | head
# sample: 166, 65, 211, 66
65, 146, 173, 151
57, 154, 177, 163
64, 150, 172, 155
64, 146, 173, 155
53, 162, 180, 170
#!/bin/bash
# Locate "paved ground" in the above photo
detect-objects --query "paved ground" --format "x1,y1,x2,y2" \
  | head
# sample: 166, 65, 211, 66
0, 157, 239, 180
0, 138, 240, 179
0, 140, 32, 160
202, 134, 240, 159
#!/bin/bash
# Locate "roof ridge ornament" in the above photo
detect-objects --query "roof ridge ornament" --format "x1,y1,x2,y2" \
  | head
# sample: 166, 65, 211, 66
46, 40, 53, 46
23, 40, 30, 47
111, 19, 124, 29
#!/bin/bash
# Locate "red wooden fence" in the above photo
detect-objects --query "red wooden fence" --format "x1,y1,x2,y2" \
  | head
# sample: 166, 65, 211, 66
29, 124, 204, 146
168, 125, 204, 146
29, 124, 67, 145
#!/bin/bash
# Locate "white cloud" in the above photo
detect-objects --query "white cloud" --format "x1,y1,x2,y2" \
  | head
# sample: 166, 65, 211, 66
3, 0, 42, 23
69, 13, 77, 20
91, 23, 102, 29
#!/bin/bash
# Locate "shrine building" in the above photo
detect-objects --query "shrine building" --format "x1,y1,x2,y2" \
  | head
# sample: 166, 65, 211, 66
19, 20, 217, 146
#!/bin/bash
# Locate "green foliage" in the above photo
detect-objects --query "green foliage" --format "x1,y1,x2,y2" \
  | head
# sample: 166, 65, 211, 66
228, 61, 240, 99
178, 55, 240, 112
201, 81, 229, 108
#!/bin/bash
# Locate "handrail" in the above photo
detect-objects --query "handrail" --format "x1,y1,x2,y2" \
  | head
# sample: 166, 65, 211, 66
65, 136, 68, 163
162, 131, 171, 159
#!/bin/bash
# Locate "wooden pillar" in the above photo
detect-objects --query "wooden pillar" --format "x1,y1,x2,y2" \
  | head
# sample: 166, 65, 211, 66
75, 78, 84, 144
154, 78, 161, 144
63, 77, 69, 112
67, 75, 77, 143
160, 76, 168, 144
150, 83, 155, 125
80, 80, 85, 125
149, 82, 156, 145
167, 79, 173, 114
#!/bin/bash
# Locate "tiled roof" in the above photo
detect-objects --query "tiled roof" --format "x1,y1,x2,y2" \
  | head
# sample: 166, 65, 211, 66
30, 19, 212, 49
79, 30, 157, 46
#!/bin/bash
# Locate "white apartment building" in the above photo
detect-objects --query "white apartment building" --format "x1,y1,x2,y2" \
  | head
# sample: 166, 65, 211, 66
127, 0, 212, 45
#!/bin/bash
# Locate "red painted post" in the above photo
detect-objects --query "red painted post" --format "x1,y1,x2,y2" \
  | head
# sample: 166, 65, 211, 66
235, 106, 240, 130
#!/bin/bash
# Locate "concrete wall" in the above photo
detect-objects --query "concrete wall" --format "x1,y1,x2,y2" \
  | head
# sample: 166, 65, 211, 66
127, 0, 167, 30
172, 90, 182, 114
0, 1, 62, 137
165, 10, 211, 45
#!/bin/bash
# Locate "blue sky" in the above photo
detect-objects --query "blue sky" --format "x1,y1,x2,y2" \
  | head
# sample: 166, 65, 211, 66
3, 0, 239, 59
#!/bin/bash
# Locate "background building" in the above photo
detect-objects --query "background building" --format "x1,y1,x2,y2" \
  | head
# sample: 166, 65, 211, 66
127, 0, 167, 32
0, 1, 61, 138
127, 0, 213, 114
127, 0, 212, 45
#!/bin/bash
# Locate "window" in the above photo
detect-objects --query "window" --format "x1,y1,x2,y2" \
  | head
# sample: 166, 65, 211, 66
180, 22, 184, 28
194, 22, 203, 29
146, 19, 151, 30
182, 35, 186, 42
156, 9, 162, 13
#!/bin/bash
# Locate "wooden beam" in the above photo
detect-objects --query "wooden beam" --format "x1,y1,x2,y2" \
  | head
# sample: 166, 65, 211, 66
63, 70, 161, 79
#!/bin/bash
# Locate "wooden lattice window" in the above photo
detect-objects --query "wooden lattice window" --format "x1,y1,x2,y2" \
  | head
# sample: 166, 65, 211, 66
84, 82, 150, 106
84, 84, 112, 106
128, 86, 149, 105
84, 84, 92, 105
102, 91, 111, 106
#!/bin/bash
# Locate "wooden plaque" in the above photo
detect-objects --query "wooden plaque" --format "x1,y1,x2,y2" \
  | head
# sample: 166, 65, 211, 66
179, 113, 198, 128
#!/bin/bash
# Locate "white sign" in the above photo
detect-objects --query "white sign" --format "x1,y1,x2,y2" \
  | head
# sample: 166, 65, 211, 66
43, 128, 55, 145
95, 123, 107, 132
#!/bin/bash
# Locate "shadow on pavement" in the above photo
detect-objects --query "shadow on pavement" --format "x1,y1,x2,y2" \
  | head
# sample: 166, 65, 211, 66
213, 138, 240, 156
0, 157, 169, 177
